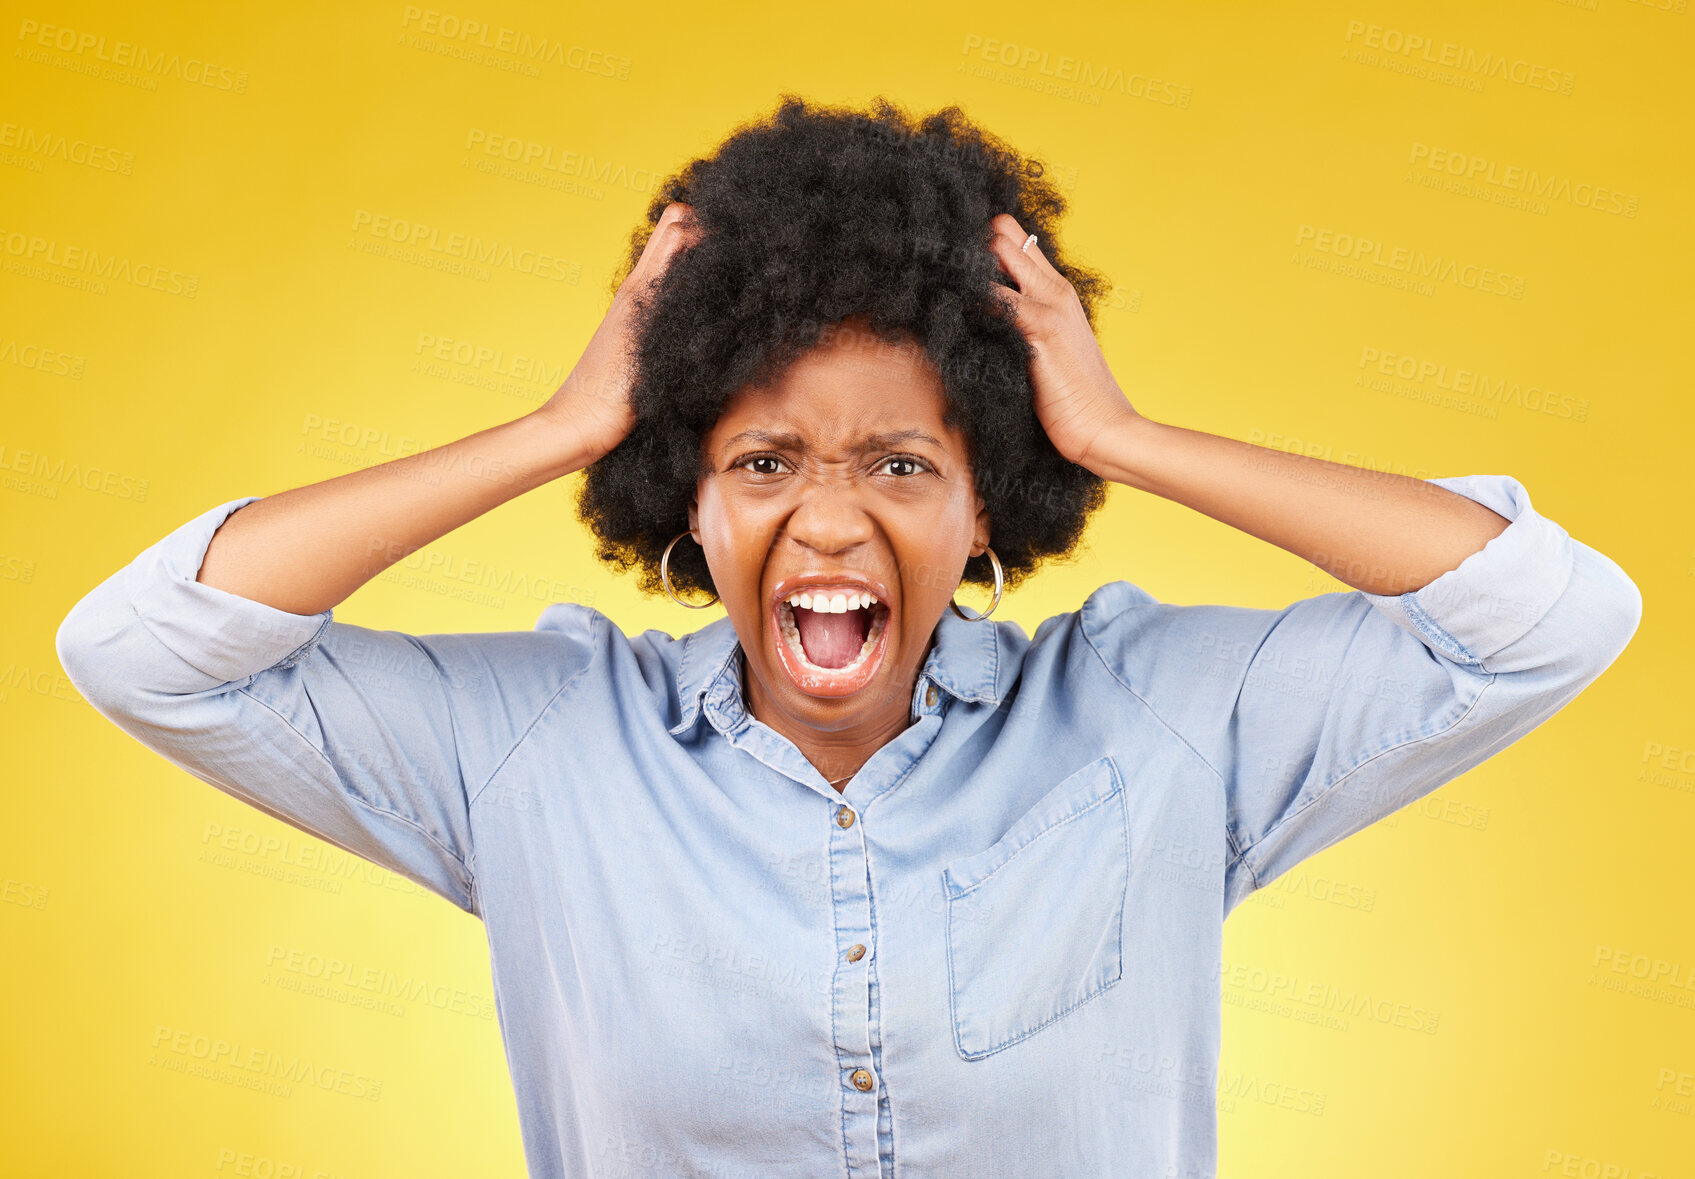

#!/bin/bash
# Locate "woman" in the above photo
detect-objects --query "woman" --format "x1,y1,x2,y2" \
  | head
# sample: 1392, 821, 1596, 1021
57, 96, 1641, 1177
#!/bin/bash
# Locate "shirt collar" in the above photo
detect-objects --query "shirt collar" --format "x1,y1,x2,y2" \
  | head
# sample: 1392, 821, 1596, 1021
668, 605, 1008, 736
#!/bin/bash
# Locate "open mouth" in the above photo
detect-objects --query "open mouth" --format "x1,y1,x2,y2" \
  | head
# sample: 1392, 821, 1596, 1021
769, 587, 893, 697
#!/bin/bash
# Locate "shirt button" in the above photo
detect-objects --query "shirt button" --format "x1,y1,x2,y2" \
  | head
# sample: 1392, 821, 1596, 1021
835, 805, 855, 829
846, 943, 866, 962
850, 1068, 874, 1091
925, 684, 939, 707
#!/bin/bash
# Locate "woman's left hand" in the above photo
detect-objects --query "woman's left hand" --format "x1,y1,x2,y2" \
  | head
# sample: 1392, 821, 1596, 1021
985, 213, 1141, 474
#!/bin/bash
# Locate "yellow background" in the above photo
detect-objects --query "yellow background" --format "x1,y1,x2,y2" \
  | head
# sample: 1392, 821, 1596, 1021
4, 1, 1691, 1175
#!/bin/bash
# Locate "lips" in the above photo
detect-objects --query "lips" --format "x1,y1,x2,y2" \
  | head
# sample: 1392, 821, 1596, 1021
767, 575, 894, 697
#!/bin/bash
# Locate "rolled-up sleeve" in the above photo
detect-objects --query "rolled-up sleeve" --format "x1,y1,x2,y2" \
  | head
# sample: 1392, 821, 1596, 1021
54, 497, 596, 916
1356, 475, 1615, 675
1079, 474, 1643, 918
104, 496, 337, 686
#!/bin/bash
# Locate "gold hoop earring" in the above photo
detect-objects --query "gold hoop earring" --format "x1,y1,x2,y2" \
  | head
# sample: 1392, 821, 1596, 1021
660, 530, 720, 609
949, 547, 1002, 621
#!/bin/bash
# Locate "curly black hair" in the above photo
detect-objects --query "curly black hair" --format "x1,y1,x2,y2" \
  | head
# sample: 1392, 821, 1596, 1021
575, 93, 1115, 603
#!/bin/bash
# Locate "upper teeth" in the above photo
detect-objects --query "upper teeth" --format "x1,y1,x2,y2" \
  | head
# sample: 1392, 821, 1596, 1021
785, 590, 880, 613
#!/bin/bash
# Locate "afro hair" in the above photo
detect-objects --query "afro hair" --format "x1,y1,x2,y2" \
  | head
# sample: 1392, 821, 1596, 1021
575, 93, 1115, 603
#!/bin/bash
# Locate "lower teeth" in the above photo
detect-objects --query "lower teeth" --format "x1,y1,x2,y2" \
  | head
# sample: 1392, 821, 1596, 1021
780, 603, 887, 674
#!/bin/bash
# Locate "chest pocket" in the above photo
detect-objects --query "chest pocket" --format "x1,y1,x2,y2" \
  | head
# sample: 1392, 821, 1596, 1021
941, 755, 1129, 1061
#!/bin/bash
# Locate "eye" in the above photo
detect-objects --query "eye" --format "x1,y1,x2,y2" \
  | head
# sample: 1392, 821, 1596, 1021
875, 454, 931, 478
733, 453, 790, 476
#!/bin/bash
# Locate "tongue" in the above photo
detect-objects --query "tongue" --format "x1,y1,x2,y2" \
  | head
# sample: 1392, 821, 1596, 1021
795, 607, 870, 669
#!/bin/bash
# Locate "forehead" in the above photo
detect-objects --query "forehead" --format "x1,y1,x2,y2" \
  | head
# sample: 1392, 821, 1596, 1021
707, 321, 960, 450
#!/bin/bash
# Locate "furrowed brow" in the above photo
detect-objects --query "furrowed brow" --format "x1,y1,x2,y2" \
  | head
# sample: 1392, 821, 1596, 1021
721, 428, 944, 453
862, 429, 945, 451
722, 429, 807, 451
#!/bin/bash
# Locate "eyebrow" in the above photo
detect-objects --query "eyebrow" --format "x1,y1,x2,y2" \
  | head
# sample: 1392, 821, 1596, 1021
721, 428, 946, 453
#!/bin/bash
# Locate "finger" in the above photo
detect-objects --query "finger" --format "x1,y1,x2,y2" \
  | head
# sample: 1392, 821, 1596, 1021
633, 209, 677, 269
988, 221, 1041, 296
989, 214, 1061, 297
637, 204, 702, 277
642, 202, 697, 256
664, 200, 699, 231
655, 202, 697, 244
623, 209, 702, 307
666, 205, 706, 252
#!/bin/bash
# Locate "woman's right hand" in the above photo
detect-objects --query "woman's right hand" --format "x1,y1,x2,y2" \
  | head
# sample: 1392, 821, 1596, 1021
536, 200, 704, 465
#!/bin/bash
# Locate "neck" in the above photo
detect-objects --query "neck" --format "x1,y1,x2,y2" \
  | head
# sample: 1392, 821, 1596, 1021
740, 648, 927, 793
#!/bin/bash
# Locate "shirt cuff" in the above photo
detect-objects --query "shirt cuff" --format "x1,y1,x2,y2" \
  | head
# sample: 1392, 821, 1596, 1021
1358, 474, 1573, 669
122, 496, 335, 687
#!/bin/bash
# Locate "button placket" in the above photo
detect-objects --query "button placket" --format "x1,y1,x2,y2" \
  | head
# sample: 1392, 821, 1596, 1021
827, 792, 880, 1175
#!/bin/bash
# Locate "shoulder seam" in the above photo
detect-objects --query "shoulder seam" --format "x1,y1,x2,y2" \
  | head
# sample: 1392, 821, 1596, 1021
1079, 589, 1256, 872
467, 605, 607, 809
1077, 592, 1228, 789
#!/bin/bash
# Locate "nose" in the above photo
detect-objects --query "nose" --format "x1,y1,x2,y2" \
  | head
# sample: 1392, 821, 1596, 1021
780, 473, 877, 558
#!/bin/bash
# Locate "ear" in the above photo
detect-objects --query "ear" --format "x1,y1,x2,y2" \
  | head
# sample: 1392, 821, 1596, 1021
688, 490, 701, 544
970, 495, 991, 559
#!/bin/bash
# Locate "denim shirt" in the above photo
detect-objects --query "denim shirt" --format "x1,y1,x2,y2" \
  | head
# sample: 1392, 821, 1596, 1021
55, 474, 1641, 1179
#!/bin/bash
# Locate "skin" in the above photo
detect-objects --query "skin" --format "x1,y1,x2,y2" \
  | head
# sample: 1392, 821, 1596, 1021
667, 203, 1509, 796
978, 212, 1510, 592
194, 200, 1512, 794
687, 315, 991, 791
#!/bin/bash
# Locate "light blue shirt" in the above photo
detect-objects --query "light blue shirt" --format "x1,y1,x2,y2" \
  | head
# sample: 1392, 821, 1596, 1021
55, 474, 1641, 1178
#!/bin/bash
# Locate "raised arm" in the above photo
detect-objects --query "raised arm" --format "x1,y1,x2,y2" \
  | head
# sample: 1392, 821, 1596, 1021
54, 204, 703, 911
197, 201, 704, 616
983, 212, 1641, 916
1079, 413, 1513, 597
1066, 373, 1640, 916
1078, 470, 1641, 916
